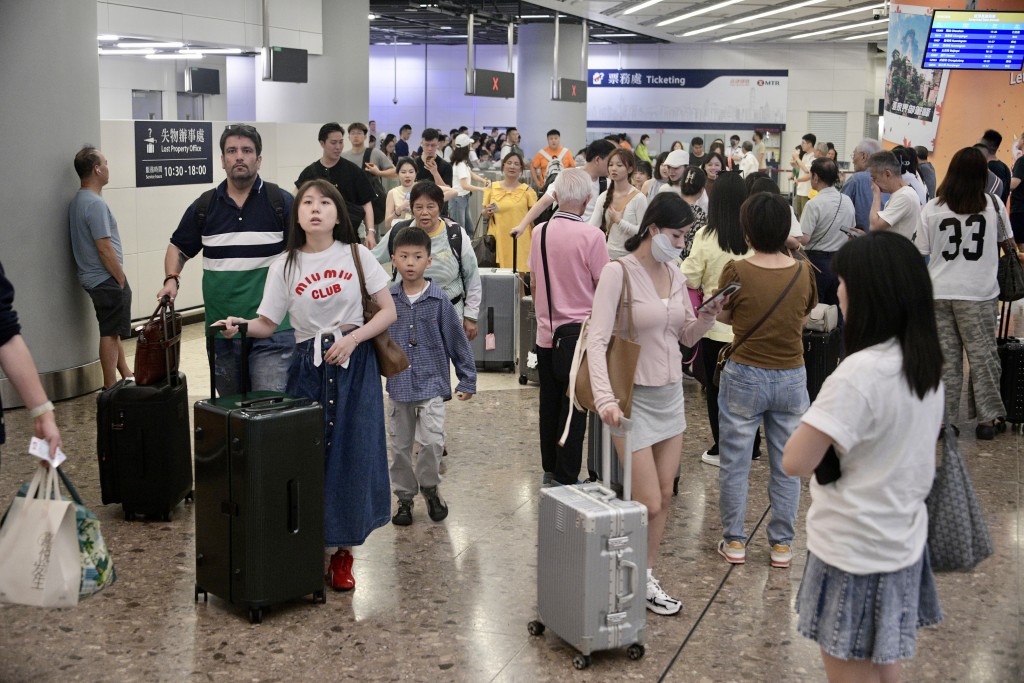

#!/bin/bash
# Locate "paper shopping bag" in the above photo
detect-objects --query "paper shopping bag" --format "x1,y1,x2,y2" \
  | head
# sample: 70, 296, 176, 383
0, 466, 81, 607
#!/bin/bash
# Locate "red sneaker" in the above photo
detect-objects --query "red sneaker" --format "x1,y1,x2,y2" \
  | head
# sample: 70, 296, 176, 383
326, 549, 355, 591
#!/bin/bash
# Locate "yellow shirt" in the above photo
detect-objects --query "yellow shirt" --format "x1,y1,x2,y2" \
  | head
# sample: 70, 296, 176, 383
482, 182, 537, 271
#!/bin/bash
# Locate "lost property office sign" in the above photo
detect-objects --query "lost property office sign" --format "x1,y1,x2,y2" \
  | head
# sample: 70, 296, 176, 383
135, 121, 214, 188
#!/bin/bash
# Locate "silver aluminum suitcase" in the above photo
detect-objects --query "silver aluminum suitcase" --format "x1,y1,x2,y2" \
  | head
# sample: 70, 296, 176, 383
471, 267, 519, 371
530, 418, 647, 670
518, 295, 540, 385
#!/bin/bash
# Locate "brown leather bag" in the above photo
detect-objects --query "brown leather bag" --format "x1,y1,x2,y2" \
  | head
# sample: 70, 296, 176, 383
569, 263, 641, 419
350, 244, 410, 378
133, 296, 182, 385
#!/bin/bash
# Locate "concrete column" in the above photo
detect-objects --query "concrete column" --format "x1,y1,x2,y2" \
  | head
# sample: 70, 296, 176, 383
515, 23, 588, 157
254, 0, 370, 124
0, 0, 103, 406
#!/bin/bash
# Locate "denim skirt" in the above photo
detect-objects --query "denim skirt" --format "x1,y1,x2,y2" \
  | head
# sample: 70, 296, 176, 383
795, 550, 943, 664
287, 333, 391, 548
630, 383, 686, 451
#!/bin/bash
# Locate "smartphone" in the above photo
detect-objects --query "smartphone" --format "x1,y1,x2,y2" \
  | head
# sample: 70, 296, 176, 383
697, 282, 741, 311
814, 445, 842, 485
840, 225, 862, 237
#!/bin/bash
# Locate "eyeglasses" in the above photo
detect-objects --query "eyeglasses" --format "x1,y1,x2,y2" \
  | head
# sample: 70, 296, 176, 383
224, 123, 259, 137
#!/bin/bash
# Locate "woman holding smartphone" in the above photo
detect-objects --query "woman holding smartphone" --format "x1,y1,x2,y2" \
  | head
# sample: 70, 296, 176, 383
783, 231, 943, 682
482, 151, 537, 271
384, 157, 417, 233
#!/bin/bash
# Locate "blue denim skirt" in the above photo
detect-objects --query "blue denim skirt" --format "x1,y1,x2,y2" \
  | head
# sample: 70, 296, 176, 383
287, 333, 391, 547
795, 550, 943, 664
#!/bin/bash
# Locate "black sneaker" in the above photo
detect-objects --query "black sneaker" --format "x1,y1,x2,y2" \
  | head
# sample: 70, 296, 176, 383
421, 486, 449, 522
392, 498, 414, 526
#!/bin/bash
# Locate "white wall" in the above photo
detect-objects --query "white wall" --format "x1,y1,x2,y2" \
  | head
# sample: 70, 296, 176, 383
99, 55, 229, 121
100, 119, 322, 319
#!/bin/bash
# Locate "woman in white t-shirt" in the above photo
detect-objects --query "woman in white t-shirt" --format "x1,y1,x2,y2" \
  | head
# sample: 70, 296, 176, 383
448, 138, 489, 232
914, 146, 1013, 440
384, 157, 417, 232
217, 179, 398, 594
590, 148, 648, 259
784, 231, 944, 682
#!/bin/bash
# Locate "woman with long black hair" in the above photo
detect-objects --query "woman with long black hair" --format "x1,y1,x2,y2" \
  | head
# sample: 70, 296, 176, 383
784, 231, 944, 682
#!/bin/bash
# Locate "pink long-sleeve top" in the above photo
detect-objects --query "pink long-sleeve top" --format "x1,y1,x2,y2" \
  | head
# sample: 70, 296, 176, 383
587, 255, 716, 413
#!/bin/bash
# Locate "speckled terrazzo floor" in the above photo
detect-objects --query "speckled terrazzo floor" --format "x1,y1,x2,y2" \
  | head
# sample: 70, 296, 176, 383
0, 322, 1020, 682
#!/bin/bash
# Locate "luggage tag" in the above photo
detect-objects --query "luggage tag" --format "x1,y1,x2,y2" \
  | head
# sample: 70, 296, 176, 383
28, 436, 67, 468
485, 333, 496, 351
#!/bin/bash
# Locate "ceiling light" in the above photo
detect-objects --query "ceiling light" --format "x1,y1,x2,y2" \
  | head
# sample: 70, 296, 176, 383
520, 15, 550, 19
368, 13, 376, 20
721, 4, 882, 41
117, 41, 184, 48
681, 22, 731, 37
178, 48, 242, 55
98, 48, 155, 55
732, 0, 828, 25
658, 0, 745, 27
447, 34, 468, 38
440, 26, 452, 30
623, 0, 664, 16
97, 34, 119, 41
145, 53, 201, 60
842, 30, 889, 40
790, 17, 888, 39
592, 33, 637, 38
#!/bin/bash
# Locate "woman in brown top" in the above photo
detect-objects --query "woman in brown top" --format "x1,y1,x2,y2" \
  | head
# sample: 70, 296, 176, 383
715, 193, 818, 570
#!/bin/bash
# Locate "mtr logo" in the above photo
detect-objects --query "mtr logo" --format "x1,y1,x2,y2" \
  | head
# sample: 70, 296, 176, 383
757, 79, 782, 86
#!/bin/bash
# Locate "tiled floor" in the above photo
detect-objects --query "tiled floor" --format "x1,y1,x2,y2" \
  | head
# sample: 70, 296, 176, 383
0, 322, 1020, 682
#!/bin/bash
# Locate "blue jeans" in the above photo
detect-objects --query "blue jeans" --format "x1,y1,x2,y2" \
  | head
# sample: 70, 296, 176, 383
213, 329, 294, 395
717, 361, 808, 546
447, 193, 471, 233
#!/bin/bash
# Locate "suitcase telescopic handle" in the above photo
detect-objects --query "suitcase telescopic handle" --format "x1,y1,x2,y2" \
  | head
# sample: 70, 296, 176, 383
602, 417, 634, 501
207, 322, 250, 400
618, 558, 638, 605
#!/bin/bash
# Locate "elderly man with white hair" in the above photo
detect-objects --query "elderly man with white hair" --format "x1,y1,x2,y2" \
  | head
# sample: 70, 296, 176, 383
527, 168, 610, 487
841, 138, 887, 232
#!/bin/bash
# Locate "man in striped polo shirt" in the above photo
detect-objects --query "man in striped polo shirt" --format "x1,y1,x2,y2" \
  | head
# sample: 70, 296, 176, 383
157, 124, 294, 395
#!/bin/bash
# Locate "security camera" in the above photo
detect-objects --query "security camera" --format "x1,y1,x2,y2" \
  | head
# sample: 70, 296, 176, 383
392, 97, 399, 104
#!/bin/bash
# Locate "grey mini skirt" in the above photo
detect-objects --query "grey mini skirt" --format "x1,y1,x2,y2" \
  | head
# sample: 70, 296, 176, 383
629, 383, 687, 451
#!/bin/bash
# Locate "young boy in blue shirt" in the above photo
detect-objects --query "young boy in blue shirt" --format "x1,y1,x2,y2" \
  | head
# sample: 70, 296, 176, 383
387, 226, 476, 525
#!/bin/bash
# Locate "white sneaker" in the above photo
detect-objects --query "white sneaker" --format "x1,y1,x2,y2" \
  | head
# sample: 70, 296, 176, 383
645, 575, 682, 616
701, 450, 721, 467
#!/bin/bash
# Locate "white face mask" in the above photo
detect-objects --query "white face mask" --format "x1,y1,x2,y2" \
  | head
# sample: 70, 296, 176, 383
651, 231, 681, 263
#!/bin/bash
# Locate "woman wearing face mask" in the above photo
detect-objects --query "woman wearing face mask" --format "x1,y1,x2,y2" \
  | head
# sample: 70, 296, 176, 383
588, 192, 726, 617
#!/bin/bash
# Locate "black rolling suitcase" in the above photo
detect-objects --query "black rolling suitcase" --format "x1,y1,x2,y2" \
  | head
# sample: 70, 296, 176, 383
96, 298, 192, 521
518, 296, 540, 385
193, 324, 326, 623
803, 329, 841, 402
997, 302, 1024, 425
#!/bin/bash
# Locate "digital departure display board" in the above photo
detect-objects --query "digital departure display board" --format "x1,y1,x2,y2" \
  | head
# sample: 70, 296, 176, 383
922, 10, 1024, 71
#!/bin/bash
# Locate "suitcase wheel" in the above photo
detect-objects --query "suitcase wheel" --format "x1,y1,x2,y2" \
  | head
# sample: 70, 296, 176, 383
185, 490, 195, 503
194, 585, 208, 603
527, 620, 545, 636
161, 511, 172, 522
572, 654, 591, 670
313, 590, 327, 605
627, 643, 645, 661
248, 607, 264, 624
123, 509, 133, 521
518, 374, 528, 385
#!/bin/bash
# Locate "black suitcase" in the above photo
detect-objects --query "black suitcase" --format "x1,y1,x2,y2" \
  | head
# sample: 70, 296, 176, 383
997, 303, 1024, 425
96, 299, 193, 522
518, 296, 540, 385
193, 324, 326, 623
804, 329, 841, 402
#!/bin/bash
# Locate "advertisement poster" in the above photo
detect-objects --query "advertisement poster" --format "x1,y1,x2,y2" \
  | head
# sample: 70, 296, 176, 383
883, 5, 952, 150
587, 69, 788, 129
134, 121, 214, 188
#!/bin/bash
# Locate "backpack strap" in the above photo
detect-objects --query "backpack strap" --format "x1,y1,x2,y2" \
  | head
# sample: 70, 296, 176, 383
444, 217, 466, 296
362, 148, 373, 167
599, 176, 608, 194
194, 188, 217, 230
195, 181, 286, 232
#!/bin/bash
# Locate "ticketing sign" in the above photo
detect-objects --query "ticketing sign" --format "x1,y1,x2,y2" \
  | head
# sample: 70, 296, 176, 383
135, 121, 214, 187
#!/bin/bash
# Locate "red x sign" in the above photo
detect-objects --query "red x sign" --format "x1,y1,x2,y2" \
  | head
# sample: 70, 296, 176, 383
492, 76, 500, 91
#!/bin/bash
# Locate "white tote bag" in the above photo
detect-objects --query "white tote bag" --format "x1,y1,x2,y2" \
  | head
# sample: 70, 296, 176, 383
0, 466, 81, 607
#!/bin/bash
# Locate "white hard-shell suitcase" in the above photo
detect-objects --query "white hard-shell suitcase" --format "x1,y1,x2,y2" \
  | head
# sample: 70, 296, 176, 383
530, 417, 648, 670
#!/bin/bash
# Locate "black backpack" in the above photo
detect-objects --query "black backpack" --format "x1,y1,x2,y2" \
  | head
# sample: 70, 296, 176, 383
535, 175, 607, 226
194, 181, 286, 231
362, 149, 387, 225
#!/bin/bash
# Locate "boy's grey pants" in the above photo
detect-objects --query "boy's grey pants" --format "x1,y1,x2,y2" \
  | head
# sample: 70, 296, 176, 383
387, 397, 446, 499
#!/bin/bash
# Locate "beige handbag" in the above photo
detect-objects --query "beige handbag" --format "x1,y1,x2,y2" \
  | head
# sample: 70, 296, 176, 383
561, 264, 641, 445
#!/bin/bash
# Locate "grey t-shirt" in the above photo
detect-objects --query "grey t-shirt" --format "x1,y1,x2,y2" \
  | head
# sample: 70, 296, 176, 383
341, 146, 394, 174
801, 187, 855, 252
68, 189, 122, 288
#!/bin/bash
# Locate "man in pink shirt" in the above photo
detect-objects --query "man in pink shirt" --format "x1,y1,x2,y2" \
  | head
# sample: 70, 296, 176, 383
528, 168, 610, 485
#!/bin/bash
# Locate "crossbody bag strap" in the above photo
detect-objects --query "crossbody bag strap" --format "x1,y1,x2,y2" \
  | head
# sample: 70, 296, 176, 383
541, 221, 555, 335
615, 261, 637, 340
724, 261, 803, 361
